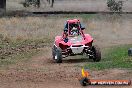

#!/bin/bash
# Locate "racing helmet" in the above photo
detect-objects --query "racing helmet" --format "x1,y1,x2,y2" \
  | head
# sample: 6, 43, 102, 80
71, 27, 78, 36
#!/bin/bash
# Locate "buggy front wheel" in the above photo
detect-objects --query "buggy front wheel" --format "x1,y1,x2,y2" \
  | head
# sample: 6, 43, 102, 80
52, 46, 62, 63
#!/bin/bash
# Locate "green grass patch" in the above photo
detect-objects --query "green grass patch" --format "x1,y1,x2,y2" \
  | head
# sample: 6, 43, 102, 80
0, 36, 50, 69
0, 49, 40, 69
84, 44, 132, 70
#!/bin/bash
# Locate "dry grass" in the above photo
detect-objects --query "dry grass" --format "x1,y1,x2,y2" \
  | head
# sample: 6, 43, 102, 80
0, 17, 66, 40
0, 14, 132, 46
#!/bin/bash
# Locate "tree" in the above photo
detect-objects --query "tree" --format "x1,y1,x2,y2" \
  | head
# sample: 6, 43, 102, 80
22, 0, 54, 8
47, 0, 54, 7
107, 0, 123, 12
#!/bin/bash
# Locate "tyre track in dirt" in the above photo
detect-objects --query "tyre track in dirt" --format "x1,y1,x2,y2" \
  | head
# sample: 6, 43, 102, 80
0, 47, 82, 88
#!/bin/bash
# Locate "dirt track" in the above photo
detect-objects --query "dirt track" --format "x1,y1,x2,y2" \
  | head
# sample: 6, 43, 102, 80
0, 47, 132, 88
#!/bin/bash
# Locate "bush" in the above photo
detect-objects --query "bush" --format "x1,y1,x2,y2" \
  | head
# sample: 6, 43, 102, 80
107, 0, 124, 12
23, 0, 40, 8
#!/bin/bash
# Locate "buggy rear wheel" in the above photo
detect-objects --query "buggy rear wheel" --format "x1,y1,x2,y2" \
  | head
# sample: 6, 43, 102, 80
92, 45, 101, 62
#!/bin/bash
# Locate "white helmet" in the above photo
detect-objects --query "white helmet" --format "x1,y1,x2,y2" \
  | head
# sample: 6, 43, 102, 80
71, 27, 78, 36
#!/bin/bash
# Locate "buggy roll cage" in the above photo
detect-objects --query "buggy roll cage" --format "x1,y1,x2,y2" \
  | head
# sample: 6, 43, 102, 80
63, 19, 86, 39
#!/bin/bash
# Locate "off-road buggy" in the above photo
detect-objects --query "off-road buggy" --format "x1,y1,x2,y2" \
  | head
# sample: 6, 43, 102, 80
52, 19, 101, 63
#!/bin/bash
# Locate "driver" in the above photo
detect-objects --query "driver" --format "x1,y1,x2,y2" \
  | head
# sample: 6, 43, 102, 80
71, 27, 78, 36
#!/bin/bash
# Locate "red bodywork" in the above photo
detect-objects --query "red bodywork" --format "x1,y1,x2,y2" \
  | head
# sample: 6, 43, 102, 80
54, 19, 93, 50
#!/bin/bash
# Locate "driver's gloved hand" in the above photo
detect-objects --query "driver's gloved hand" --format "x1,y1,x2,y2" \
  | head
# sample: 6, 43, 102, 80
64, 38, 68, 43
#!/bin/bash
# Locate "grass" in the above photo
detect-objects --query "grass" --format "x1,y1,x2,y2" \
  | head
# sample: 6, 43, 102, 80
84, 44, 132, 70
0, 49, 40, 69
0, 17, 59, 68
55, 14, 96, 19
0, 34, 50, 69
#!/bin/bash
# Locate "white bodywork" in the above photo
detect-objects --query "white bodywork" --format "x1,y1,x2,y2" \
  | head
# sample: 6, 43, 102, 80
70, 45, 87, 54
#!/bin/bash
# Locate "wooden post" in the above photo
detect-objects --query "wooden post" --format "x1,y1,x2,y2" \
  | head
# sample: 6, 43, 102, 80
0, 0, 6, 16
